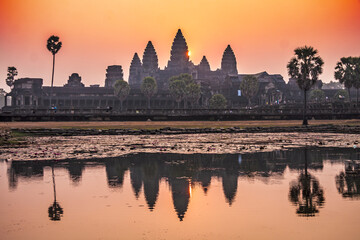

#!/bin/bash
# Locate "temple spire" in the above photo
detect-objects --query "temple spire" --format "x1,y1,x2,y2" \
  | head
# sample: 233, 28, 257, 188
129, 52, 142, 88
221, 45, 238, 75
142, 41, 158, 73
167, 29, 189, 70
199, 56, 211, 72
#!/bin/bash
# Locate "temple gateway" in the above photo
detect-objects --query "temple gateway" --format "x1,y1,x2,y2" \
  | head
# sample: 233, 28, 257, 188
3, 29, 331, 112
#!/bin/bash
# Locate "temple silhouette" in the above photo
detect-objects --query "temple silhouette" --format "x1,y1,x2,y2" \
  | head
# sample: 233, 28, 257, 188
3, 29, 340, 113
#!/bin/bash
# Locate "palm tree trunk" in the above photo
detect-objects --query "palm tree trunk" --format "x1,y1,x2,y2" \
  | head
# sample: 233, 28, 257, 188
49, 54, 55, 108
357, 88, 359, 107
120, 100, 123, 111
304, 148, 308, 177
147, 96, 150, 109
303, 90, 308, 125
52, 165, 57, 202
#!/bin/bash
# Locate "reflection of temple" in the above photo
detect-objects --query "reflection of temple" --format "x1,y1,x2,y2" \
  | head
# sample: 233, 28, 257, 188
130, 165, 143, 199
169, 178, 190, 221
7, 162, 43, 190
142, 160, 160, 211
336, 161, 360, 199
68, 161, 85, 184
222, 173, 238, 206
105, 159, 128, 188
7, 148, 358, 221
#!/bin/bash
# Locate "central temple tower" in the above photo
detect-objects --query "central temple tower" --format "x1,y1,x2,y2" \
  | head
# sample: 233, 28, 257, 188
167, 29, 190, 72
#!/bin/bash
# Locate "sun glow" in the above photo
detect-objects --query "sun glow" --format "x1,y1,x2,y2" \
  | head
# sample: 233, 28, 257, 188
189, 181, 192, 198
187, 51, 191, 57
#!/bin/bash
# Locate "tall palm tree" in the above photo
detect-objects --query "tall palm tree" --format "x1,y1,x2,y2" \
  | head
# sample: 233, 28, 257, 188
47, 35, 62, 108
334, 56, 357, 104
287, 46, 324, 125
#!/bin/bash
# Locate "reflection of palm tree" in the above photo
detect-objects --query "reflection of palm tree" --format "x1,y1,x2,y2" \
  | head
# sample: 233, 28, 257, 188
289, 148, 325, 217
336, 172, 360, 199
48, 166, 63, 221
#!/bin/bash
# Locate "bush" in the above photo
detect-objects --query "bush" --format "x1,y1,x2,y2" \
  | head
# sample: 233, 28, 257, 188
209, 94, 227, 109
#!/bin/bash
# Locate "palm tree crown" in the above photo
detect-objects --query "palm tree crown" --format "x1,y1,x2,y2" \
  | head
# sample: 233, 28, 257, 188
287, 46, 324, 91
47, 35, 62, 55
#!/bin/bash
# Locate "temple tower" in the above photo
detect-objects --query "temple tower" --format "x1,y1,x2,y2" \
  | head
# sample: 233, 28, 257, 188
198, 56, 211, 72
128, 53, 143, 88
167, 29, 190, 71
64, 73, 84, 87
105, 65, 123, 88
142, 41, 159, 75
221, 45, 238, 75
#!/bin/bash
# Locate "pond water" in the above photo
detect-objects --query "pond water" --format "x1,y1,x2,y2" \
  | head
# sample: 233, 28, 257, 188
0, 148, 359, 239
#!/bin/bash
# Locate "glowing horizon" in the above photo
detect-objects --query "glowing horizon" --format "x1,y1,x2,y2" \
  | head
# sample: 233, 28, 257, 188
0, 0, 359, 91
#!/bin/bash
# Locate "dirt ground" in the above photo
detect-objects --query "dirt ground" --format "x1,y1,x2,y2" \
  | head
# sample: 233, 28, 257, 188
1, 119, 360, 130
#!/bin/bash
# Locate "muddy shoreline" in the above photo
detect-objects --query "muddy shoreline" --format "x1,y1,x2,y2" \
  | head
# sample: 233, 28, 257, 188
1, 130, 359, 162
9, 124, 360, 136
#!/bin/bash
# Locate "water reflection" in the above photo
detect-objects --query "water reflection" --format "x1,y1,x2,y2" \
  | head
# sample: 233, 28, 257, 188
335, 160, 360, 199
6, 148, 359, 221
48, 166, 64, 221
289, 173, 325, 217
289, 149, 325, 217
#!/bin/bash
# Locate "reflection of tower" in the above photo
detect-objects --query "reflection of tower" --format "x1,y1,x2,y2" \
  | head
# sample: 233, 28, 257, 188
288, 148, 325, 217
222, 172, 238, 206
7, 162, 44, 190
335, 161, 360, 199
105, 159, 128, 188
68, 161, 84, 185
196, 171, 212, 194
170, 178, 190, 221
7, 166, 18, 190
130, 165, 143, 199
48, 165, 64, 221
142, 161, 160, 211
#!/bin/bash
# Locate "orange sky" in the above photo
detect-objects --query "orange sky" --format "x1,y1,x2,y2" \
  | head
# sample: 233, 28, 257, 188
1, 0, 360, 91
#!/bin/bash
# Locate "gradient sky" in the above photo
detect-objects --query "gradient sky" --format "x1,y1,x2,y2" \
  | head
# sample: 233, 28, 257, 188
1, 0, 360, 92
